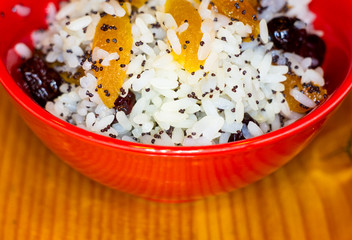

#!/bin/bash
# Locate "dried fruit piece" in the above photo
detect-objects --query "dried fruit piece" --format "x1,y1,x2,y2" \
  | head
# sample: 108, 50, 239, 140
229, 113, 259, 141
92, 5, 132, 108
130, 0, 147, 8
119, 0, 147, 8
48, 61, 84, 85
229, 130, 245, 142
19, 53, 63, 107
194, 0, 259, 8
165, 0, 204, 72
114, 90, 136, 115
283, 74, 327, 113
211, 0, 260, 41
268, 17, 326, 68
247, 0, 260, 9
298, 34, 326, 68
267, 17, 303, 51
59, 68, 85, 85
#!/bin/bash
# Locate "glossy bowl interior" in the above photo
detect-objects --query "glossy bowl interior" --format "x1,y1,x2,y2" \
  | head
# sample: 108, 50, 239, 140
0, 0, 352, 202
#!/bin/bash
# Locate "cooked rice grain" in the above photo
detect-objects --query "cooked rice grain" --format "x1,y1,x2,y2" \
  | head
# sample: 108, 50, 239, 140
24, 0, 326, 146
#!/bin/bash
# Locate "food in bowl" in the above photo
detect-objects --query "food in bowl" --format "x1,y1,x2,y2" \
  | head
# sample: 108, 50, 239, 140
15, 0, 327, 146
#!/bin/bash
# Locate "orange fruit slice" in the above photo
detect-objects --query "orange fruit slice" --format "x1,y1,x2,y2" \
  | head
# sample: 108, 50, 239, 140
211, 0, 259, 41
92, 6, 133, 108
59, 68, 84, 85
48, 60, 84, 85
284, 74, 327, 113
165, 0, 205, 73
130, 0, 147, 8
247, 0, 259, 9
194, 0, 259, 8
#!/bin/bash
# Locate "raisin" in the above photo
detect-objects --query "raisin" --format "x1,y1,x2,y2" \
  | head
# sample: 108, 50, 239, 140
229, 131, 245, 142
242, 112, 259, 126
298, 34, 326, 68
267, 17, 305, 52
267, 16, 325, 68
114, 90, 136, 115
229, 113, 259, 142
166, 126, 175, 138
19, 53, 63, 107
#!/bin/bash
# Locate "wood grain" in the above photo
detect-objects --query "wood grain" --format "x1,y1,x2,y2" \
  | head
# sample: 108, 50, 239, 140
0, 85, 352, 240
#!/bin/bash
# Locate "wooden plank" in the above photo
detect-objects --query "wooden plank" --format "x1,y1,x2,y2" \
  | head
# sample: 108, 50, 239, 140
0, 85, 352, 240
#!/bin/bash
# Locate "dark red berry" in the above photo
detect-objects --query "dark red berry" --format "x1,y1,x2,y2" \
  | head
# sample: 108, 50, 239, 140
229, 130, 245, 142
19, 52, 63, 107
298, 34, 326, 68
268, 16, 326, 68
114, 90, 136, 115
267, 17, 305, 52
229, 113, 259, 142
242, 112, 259, 126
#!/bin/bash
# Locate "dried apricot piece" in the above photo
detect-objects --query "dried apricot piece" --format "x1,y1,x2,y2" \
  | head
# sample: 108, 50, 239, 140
283, 74, 327, 113
194, 0, 259, 9
165, 0, 204, 73
211, 0, 260, 40
59, 68, 85, 85
47, 60, 84, 85
247, 0, 259, 9
92, 6, 132, 109
130, 0, 147, 8
50, 63, 84, 85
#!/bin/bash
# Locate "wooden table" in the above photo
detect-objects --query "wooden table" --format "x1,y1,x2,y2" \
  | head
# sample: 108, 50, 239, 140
1, 85, 352, 240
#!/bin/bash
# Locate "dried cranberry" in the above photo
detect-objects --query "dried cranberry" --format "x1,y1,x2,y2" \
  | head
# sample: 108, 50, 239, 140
268, 16, 326, 68
242, 113, 259, 126
268, 17, 304, 52
19, 53, 63, 107
114, 90, 136, 115
229, 113, 258, 142
229, 131, 245, 142
299, 34, 326, 68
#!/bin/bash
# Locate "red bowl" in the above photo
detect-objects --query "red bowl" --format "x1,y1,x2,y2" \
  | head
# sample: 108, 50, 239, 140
0, 0, 352, 202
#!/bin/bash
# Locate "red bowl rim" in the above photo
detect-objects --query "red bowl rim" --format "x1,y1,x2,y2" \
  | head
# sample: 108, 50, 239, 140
1, 57, 352, 156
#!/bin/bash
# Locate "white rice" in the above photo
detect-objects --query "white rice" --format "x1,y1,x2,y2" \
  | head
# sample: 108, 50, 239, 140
13, 4, 31, 17
14, 43, 32, 59
66, 16, 93, 31
167, 29, 182, 55
22, 0, 326, 146
177, 22, 189, 34
259, 19, 269, 44
290, 88, 317, 108
102, 0, 126, 17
